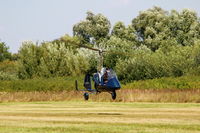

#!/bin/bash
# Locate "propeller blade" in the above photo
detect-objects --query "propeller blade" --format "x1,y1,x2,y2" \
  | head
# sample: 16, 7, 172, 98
59, 36, 135, 57
60, 36, 106, 52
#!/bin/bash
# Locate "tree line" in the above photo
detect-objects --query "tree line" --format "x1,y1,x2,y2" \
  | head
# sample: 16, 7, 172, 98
1, 7, 200, 82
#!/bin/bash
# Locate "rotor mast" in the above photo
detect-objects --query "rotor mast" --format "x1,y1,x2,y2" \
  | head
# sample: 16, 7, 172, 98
98, 50, 104, 71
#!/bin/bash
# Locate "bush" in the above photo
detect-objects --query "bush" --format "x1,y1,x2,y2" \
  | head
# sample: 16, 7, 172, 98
0, 71, 17, 80
0, 60, 18, 80
17, 41, 92, 79
0, 60, 18, 73
123, 75, 200, 90
116, 44, 197, 82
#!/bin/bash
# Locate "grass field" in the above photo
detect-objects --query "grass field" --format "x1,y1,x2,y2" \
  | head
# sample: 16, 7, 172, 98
1, 89, 200, 102
1, 75, 200, 102
0, 102, 200, 133
2, 75, 200, 92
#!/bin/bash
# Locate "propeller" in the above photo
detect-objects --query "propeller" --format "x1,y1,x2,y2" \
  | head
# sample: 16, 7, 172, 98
59, 36, 135, 70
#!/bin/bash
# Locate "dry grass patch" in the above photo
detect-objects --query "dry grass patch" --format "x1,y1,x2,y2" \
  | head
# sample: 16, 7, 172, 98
0, 89, 200, 102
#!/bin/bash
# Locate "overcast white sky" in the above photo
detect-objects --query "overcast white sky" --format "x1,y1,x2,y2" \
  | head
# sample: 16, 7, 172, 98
0, 0, 200, 53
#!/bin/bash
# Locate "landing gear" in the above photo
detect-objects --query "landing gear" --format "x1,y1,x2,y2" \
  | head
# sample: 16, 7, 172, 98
111, 91, 116, 100
84, 92, 89, 100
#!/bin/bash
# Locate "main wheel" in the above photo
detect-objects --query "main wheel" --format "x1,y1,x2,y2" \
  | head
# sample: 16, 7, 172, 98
111, 91, 116, 100
84, 92, 89, 100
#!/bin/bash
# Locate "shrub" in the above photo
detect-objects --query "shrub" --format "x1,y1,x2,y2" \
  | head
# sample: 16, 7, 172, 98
17, 41, 92, 79
116, 44, 197, 82
0, 60, 18, 80
0, 71, 17, 80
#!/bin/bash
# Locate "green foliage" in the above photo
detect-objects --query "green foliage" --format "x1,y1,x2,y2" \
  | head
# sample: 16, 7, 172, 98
0, 60, 18, 80
73, 11, 111, 46
38, 43, 90, 77
123, 75, 200, 90
54, 34, 81, 51
17, 41, 42, 79
1, 75, 200, 92
0, 60, 18, 73
116, 44, 200, 82
111, 22, 136, 42
103, 36, 134, 68
0, 76, 84, 92
0, 71, 17, 80
132, 7, 200, 51
0, 41, 12, 62
17, 40, 92, 79
87, 54, 98, 74
116, 45, 153, 81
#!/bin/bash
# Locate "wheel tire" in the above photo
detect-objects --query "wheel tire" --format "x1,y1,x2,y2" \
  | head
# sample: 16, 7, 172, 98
84, 93, 89, 100
111, 91, 116, 100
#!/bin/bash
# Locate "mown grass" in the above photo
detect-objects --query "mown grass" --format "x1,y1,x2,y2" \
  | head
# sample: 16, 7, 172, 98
0, 102, 200, 133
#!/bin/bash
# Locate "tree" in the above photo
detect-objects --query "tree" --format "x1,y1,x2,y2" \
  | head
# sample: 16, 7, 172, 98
132, 7, 200, 51
73, 11, 111, 47
0, 41, 12, 62
132, 7, 170, 51
18, 41, 42, 79
112, 21, 136, 42
168, 9, 200, 46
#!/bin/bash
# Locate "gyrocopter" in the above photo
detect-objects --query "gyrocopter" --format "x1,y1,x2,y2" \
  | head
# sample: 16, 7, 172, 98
75, 46, 121, 100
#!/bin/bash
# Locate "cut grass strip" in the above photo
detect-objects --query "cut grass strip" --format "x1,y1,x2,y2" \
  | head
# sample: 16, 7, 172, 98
0, 102, 200, 133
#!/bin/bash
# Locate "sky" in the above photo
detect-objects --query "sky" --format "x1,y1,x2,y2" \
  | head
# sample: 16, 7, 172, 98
0, 0, 200, 53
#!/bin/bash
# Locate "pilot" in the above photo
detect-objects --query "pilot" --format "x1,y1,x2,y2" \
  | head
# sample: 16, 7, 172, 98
103, 68, 109, 84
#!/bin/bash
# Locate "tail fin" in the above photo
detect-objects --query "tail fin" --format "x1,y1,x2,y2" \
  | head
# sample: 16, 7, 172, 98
84, 74, 92, 90
75, 80, 78, 91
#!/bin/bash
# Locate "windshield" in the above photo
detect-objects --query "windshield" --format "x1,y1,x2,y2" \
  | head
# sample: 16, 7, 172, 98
100, 68, 117, 80
107, 69, 117, 80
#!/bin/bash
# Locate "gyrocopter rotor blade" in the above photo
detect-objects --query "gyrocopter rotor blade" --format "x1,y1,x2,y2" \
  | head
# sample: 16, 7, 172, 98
60, 36, 106, 52
59, 36, 136, 70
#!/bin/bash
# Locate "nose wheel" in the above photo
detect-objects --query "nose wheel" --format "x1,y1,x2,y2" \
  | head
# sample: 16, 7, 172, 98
111, 91, 116, 100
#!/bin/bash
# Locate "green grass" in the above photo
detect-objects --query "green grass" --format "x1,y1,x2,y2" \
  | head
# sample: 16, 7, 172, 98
123, 75, 200, 90
0, 102, 200, 133
1, 75, 200, 103
0, 76, 84, 92
1, 75, 200, 92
